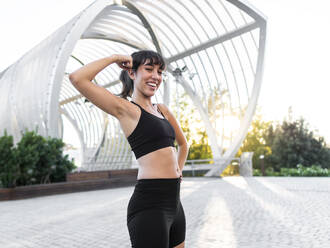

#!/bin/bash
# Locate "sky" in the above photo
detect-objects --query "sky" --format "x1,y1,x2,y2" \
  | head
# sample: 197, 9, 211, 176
1, 0, 330, 144
249, 0, 330, 142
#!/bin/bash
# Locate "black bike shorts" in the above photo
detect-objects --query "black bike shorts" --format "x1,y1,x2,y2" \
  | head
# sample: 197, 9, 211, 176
127, 177, 186, 248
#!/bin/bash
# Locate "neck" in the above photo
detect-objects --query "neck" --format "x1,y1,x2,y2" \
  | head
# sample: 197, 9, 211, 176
131, 94, 153, 108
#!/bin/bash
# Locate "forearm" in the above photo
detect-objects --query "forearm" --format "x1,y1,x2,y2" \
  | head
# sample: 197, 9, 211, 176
69, 55, 117, 83
177, 144, 189, 172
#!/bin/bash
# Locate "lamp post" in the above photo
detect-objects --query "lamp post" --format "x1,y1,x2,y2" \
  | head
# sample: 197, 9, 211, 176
259, 155, 265, 176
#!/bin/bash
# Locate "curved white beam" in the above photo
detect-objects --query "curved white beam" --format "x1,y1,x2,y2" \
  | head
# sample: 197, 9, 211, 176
0, 0, 267, 173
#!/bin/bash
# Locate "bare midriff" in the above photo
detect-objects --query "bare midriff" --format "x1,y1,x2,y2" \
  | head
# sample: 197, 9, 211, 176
136, 146, 181, 179
118, 102, 181, 179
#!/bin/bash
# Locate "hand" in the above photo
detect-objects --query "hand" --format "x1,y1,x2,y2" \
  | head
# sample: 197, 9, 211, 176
177, 167, 183, 180
113, 54, 133, 70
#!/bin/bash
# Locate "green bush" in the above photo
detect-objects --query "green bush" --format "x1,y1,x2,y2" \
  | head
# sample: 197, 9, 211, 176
221, 164, 240, 176
182, 170, 209, 177
253, 168, 262, 176
0, 131, 19, 188
253, 164, 330, 177
0, 129, 76, 188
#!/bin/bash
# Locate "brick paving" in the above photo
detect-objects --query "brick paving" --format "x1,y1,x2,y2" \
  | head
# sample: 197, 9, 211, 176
1, 177, 330, 248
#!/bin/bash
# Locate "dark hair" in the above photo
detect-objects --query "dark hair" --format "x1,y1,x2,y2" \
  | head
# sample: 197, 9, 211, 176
117, 50, 165, 99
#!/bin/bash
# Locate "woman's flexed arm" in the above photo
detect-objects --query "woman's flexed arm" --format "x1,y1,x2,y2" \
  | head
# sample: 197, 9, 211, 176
68, 55, 132, 118
69, 55, 132, 83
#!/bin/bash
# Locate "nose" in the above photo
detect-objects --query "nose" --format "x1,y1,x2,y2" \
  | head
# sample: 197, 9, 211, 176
151, 69, 161, 81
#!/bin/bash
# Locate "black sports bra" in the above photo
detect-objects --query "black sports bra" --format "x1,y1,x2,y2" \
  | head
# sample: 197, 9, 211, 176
127, 101, 175, 159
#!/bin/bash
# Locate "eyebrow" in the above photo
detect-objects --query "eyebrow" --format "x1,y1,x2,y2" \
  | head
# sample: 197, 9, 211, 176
143, 59, 165, 70
144, 63, 163, 69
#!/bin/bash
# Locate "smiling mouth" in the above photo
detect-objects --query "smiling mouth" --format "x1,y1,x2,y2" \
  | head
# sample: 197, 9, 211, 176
147, 82, 157, 89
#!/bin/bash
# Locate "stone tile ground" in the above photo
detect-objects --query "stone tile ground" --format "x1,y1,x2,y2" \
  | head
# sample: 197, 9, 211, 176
1, 177, 329, 248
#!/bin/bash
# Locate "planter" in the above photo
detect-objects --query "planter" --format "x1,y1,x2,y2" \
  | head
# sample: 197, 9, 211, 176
0, 169, 138, 201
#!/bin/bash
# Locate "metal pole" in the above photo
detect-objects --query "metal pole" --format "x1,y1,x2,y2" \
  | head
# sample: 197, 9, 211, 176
259, 155, 265, 176
192, 160, 195, 177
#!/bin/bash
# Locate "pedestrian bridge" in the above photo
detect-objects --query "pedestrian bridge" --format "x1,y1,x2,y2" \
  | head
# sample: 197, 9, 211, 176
0, 0, 266, 176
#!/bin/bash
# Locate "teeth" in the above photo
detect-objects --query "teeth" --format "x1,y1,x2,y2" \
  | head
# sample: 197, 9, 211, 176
147, 83, 157, 87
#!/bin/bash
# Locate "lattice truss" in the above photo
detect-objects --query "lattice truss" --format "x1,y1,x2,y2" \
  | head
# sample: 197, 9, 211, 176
0, 0, 266, 174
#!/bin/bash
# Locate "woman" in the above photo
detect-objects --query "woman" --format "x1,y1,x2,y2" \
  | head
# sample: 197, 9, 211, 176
69, 50, 188, 248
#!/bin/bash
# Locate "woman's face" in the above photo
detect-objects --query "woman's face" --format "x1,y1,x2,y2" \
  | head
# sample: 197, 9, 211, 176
132, 60, 164, 96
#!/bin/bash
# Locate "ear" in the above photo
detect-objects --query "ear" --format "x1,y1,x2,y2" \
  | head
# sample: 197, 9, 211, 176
127, 69, 135, 80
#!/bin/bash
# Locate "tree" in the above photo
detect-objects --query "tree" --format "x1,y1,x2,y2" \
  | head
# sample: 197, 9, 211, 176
171, 90, 214, 161
15, 130, 41, 186
267, 118, 330, 170
237, 112, 272, 170
187, 130, 213, 160
0, 130, 19, 188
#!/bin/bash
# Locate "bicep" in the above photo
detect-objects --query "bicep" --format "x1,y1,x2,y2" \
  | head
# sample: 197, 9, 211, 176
70, 78, 125, 118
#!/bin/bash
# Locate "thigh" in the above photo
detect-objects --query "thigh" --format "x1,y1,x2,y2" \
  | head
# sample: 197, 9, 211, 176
169, 201, 186, 248
127, 209, 169, 248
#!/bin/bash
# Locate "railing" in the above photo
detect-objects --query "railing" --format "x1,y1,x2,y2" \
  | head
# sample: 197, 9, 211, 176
184, 159, 213, 176
184, 158, 241, 176
76, 157, 244, 175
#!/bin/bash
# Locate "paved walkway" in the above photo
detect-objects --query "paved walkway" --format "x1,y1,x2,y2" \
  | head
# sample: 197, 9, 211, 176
1, 177, 330, 248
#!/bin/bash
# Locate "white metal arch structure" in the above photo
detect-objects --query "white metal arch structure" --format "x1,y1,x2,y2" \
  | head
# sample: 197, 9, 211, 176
0, 0, 266, 174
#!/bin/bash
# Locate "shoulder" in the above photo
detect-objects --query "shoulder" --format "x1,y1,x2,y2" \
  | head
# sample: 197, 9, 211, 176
157, 103, 187, 145
157, 103, 177, 124
157, 103, 172, 117
117, 99, 141, 121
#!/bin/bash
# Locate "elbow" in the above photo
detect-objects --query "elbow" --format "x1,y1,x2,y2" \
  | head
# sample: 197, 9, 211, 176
69, 72, 79, 85
179, 142, 189, 150
183, 138, 189, 149
68, 73, 76, 84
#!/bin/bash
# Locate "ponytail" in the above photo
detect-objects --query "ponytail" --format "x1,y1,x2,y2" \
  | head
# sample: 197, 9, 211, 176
117, 70, 134, 99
